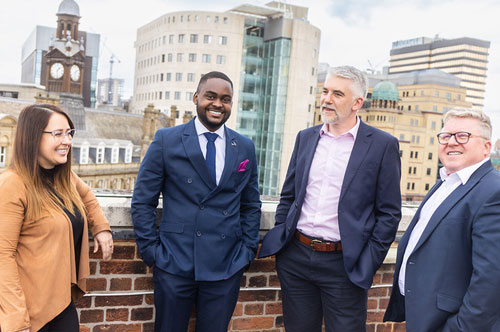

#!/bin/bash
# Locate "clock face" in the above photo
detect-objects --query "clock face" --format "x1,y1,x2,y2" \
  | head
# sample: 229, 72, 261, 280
50, 62, 64, 79
70, 65, 81, 82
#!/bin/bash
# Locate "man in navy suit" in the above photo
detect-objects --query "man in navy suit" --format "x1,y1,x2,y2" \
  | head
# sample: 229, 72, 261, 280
259, 66, 402, 332
385, 108, 500, 331
131, 71, 261, 332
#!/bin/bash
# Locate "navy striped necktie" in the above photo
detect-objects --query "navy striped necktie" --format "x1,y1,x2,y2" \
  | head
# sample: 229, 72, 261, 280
204, 132, 218, 182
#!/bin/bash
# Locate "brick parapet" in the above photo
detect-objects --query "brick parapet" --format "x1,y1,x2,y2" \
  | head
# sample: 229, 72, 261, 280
74, 196, 414, 331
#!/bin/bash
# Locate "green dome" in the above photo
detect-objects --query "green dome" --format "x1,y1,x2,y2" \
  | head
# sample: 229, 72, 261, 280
372, 81, 399, 102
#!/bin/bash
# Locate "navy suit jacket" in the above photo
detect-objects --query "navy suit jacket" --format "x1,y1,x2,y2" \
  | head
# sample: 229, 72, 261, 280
259, 121, 402, 289
131, 119, 261, 281
384, 161, 500, 332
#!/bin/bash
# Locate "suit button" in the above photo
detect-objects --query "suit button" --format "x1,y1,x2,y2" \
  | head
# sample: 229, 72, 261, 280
406, 289, 411, 294
196, 231, 202, 237
223, 210, 228, 215
187, 178, 193, 184
221, 234, 226, 239
295, 202, 298, 207
200, 204, 205, 210
408, 261, 415, 265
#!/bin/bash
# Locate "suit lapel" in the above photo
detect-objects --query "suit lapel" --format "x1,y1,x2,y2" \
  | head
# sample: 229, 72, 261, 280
395, 179, 443, 266
182, 120, 215, 188
298, 126, 321, 199
411, 162, 493, 253
339, 121, 373, 202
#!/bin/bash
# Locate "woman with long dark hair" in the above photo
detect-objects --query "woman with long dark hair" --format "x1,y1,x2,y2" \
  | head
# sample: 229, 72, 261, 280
0, 104, 113, 332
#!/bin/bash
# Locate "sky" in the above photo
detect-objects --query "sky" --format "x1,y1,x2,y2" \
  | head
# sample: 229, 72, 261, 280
1, 0, 499, 140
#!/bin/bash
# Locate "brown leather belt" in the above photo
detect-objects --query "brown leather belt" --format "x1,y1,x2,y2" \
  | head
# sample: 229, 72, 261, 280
295, 231, 342, 252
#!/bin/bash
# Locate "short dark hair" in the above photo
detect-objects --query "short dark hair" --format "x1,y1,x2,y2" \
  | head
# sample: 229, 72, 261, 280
196, 71, 233, 93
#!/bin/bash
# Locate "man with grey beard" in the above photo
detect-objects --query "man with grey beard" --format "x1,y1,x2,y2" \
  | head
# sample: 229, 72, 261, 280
259, 66, 402, 332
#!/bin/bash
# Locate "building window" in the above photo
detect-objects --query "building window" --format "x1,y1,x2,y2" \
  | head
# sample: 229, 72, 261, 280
216, 55, 226, 64
413, 167, 417, 174
160, 73, 164, 81
415, 151, 418, 159
111, 145, 119, 164
426, 168, 431, 176
176, 73, 182, 81
407, 183, 410, 190
218, 36, 227, 45
187, 73, 195, 82
408, 167, 412, 174
190, 34, 198, 43
178, 34, 185, 43
214, 16, 219, 23
433, 105, 437, 112
165, 91, 170, 100
168, 53, 173, 62
169, 34, 174, 43
412, 183, 415, 190
96, 145, 105, 164
202, 54, 211, 63
159, 91, 163, 100
177, 53, 183, 62
166, 73, 171, 81
125, 145, 132, 163
186, 92, 193, 100
425, 183, 430, 191
223, 17, 228, 24
430, 137, 435, 145
174, 91, 181, 100
204, 35, 212, 44
189, 53, 197, 62
399, 134, 405, 140
410, 151, 414, 158
435, 91, 439, 97
428, 152, 433, 160
408, 105, 412, 111
399, 150, 403, 157
0, 146, 7, 167
431, 121, 436, 130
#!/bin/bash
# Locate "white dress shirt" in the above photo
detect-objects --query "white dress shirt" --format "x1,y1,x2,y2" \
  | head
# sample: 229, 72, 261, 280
398, 157, 490, 295
194, 117, 226, 185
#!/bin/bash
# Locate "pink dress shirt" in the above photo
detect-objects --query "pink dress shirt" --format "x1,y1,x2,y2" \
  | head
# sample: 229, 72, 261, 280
296, 119, 360, 241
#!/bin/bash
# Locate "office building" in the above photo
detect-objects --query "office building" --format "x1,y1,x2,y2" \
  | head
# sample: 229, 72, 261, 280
132, 2, 320, 195
389, 36, 490, 109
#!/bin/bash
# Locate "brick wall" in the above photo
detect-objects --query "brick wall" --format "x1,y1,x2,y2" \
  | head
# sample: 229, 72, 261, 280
78, 241, 406, 332
74, 197, 415, 332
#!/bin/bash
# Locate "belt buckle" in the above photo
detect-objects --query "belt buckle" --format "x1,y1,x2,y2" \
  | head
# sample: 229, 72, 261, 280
310, 239, 322, 250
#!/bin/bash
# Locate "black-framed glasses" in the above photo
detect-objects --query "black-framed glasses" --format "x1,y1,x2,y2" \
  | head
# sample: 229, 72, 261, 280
43, 129, 76, 141
436, 131, 485, 145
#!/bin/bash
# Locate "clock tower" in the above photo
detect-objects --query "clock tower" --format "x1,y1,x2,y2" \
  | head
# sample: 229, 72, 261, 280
44, 0, 86, 129
45, 0, 85, 95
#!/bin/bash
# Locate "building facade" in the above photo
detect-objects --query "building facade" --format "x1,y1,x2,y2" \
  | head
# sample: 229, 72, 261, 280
97, 78, 125, 108
389, 36, 490, 110
132, 2, 320, 195
21, 2, 100, 108
360, 69, 472, 201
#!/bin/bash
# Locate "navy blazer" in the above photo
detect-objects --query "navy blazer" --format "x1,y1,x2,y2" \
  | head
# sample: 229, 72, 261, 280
259, 121, 402, 289
131, 119, 261, 281
384, 161, 500, 332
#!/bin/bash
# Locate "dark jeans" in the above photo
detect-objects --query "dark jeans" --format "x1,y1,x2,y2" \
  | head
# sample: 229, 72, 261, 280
38, 300, 79, 332
276, 238, 368, 332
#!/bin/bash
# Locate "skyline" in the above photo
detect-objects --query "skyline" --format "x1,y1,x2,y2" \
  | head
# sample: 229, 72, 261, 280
1, 0, 498, 139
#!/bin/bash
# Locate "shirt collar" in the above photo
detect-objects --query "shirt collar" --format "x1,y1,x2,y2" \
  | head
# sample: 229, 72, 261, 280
320, 116, 360, 140
439, 157, 490, 185
194, 116, 225, 139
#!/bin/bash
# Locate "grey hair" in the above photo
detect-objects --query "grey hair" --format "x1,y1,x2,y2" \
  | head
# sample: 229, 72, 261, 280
325, 66, 368, 99
443, 107, 492, 139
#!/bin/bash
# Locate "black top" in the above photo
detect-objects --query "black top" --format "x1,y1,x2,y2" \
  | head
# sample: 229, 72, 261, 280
40, 167, 84, 275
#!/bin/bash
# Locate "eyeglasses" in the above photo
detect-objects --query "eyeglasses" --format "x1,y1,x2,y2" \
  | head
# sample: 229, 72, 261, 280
43, 129, 76, 141
436, 131, 486, 145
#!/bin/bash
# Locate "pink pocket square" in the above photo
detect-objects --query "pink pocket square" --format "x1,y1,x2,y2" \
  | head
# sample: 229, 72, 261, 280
237, 159, 249, 172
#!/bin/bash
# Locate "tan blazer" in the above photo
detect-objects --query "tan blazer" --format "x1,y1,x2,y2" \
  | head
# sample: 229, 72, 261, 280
0, 170, 111, 332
